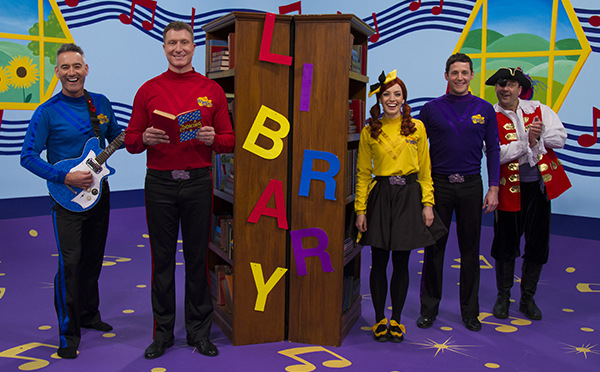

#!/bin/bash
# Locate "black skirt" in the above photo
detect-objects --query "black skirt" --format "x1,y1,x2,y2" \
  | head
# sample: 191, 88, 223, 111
360, 176, 447, 251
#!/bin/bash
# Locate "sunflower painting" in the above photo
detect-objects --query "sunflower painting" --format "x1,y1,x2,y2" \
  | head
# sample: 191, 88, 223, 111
5, 56, 39, 102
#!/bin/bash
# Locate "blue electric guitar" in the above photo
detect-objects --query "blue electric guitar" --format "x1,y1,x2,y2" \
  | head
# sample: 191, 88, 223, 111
47, 132, 126, 212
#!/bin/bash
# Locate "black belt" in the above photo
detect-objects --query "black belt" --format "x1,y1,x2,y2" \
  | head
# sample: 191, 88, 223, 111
375, 173, 417, 186
147, 167, 209, 180
432, 173, 480, 184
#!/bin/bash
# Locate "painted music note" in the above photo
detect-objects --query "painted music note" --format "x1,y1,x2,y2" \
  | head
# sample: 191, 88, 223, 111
590, 15, 600, 27
0, 342, 58, 370
409, 0, 422, 11
279, 1, 302, 15
432, 0, 444, 15
410, 0, 444, 15
369, 13, 380, 43
65, 0, 79, 6
119, 0, 157, 31
478, 312, 531, 333
190, 7, 196, 30
577, 107, 599, 147
278, 346, 351, 372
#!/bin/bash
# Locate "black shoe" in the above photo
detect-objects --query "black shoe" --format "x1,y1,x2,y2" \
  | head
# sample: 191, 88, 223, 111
493, 297, 510, 319
388, 320, 405, 343
82, 321, 113, 332
519, 298, 542, 320
57, 346, 78, 359
144, 339, 174, 359
416, 315, 435, 329
463, 317, 482, 332
188, 339, 218, 357
372, 318, 390, 342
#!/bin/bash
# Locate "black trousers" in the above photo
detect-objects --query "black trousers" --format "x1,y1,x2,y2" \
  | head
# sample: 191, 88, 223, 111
492, 181, 551, 264
52, 185, 110, 349
420, 175, 483, 319
145, 168, 213, 343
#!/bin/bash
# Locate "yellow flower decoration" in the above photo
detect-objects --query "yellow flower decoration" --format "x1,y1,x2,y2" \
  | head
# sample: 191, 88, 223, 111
7, 56, 39, 89
0, 66, 10, 93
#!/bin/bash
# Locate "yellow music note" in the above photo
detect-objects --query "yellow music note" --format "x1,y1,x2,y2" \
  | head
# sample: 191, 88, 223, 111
278, 346, 352, 372
451, 255, 493, 269
576, 283, 600, 293
0, 342, 57, 371
102, 255, 132, 267
479, 312, 531, 333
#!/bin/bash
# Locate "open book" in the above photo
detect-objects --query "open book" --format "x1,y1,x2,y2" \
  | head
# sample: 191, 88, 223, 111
152, 108, 202, 144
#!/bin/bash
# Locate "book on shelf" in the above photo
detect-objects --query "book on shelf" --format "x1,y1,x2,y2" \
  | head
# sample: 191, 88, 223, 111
210, 51, 230, 72
152, 108, 202, 144
207, 39, 229, 73
220, 217, 234, 259
349, 99, 365, 133
213, 153, 234, 195
350, 44, 367, 75
223, 269, 234, 313
345, 148, 357, 198
214, 264, 229, 306
227, 33, 235, 69
225, 93, 235, 129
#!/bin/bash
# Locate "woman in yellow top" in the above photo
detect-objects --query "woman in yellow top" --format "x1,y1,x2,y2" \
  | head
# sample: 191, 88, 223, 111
355, 70, 446, 343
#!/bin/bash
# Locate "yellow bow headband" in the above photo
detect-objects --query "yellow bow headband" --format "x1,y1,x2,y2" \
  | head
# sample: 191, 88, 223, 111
368, 70, 397, 97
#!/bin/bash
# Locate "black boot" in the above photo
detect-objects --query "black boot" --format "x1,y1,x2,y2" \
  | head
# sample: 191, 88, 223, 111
493, 260, 515, 319
519, 260, 543, 320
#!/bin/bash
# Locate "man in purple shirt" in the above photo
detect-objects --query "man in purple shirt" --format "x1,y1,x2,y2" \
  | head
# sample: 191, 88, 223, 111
417, 53, 500, 332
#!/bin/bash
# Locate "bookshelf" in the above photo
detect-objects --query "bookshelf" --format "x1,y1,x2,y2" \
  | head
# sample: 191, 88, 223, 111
203, 12, 292, 346
289, 14, 372, 346
203, 12, 372, 347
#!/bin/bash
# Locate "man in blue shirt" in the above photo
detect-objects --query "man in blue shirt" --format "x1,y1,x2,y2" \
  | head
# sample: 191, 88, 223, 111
21, 43, 122, 359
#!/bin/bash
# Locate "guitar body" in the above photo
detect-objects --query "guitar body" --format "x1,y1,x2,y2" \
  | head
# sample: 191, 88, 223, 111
47, 137, 116, 212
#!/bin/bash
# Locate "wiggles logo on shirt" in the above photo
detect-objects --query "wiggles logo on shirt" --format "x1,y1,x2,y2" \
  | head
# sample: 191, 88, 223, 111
197, 96, 213, 108
471, 114, 485, 125
98, 113, 109, 125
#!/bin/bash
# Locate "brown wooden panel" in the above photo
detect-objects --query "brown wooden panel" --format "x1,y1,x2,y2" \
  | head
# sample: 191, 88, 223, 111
288, 17, 353, 346
204, 12, 291, 346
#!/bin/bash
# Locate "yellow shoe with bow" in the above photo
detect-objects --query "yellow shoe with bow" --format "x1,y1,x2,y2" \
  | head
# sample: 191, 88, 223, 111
388, 320, 405, 343
372, 318, 390, 342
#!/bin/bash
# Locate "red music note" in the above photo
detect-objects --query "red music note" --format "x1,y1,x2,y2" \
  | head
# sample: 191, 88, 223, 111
577, 107, 599, 147
432, 0, 444, 15
279, 1, 302, 15
119, 0, 157, 31
369, 13, 380, 43
409, 0, 422, 11
590, 16, 600, 27
190, 7, 196, 30
65, 0, 79, 6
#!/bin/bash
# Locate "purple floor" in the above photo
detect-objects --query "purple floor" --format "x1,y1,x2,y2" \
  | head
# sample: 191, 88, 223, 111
0, 206, 599, 371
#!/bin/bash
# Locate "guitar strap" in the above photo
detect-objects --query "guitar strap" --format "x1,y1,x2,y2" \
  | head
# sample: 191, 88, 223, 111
83, 89, 102, 139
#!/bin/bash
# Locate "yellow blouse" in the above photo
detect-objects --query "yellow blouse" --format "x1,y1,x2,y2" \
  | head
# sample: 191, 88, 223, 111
355, 116, 434, 214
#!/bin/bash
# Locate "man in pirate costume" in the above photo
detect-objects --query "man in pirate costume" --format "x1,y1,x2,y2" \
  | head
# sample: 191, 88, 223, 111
485, 67, 570, 320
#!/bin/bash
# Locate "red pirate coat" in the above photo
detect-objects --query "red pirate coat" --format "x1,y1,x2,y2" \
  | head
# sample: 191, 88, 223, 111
496, 106, 571, 212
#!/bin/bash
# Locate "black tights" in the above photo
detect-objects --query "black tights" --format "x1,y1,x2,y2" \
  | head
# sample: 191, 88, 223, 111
370, 247, 411, 323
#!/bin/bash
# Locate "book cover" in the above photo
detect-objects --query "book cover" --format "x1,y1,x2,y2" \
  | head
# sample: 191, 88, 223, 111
228, 33, 235, 69
152, 108, 202, 144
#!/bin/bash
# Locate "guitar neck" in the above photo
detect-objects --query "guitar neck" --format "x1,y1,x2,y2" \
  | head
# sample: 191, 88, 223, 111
95, 131, 126, 165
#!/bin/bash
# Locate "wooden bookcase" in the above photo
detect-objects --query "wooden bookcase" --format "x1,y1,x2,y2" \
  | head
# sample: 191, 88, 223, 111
289, 14, 372, 346
203, 12, 292, 346
203, 12, 372, 347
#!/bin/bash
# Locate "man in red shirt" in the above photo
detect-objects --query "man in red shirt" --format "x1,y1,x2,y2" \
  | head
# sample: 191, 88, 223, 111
125, 21, 234, 359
